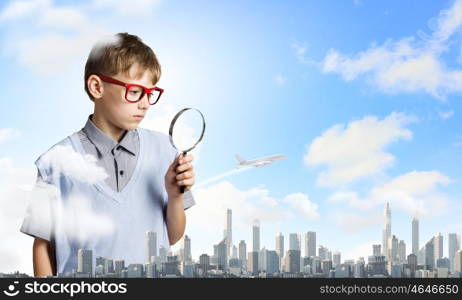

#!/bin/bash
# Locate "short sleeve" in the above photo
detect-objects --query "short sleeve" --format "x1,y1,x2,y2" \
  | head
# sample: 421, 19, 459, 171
19, 169, 54, 241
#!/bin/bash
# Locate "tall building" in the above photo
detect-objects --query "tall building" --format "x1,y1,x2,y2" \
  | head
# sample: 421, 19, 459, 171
454, 250, 462, 274
114, 260, 125, 276
425, 237, 435, 270
199, 254, 210, 275
287, 250, 301, 273
407, 254, 418, 278
231, 245, 237, 259
224, 209, 232, 256
305, 231, 316, 257
412, 217, 419, 255
275, 232, 284, 261
289, 233, 300, 251
239, 240, 247, 268
266, 250, 279, 274
77, 249, 93, 276
104, 259, 114, 274
252, 219, 260, 252
372, 244, 381, 256
448, 233, 461, 272
318, 245, 328, 260
145, 231, 157, 264
216, 238, 228, 271
388, 235, 399, 263
382, 202, 391, 258
247, 251, 259, 275
180, 235, 192, 263
398, 240, 406, 264
333, 251, 341, 267
434, 233, 443, 263
259, 247, 267, 272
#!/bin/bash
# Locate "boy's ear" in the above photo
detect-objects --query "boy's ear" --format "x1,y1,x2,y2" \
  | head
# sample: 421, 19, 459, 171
87, 75, 104, 100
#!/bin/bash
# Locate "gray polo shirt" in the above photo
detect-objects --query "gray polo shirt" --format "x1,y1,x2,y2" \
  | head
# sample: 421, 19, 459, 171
78, 115, 138, 192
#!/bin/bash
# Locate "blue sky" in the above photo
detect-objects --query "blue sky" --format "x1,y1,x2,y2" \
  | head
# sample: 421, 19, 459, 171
1, 0, 462, 272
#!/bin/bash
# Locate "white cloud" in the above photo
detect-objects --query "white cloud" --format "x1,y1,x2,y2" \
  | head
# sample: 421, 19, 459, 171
90, 0, 162, 16
282, 193, 320, 221
0, 0, 154, 74
40, 144, 108, 184
0, 128, 20, 144
0, 0, 50, 21
439, 110, 454, 120
305, 112, 415, 187
320, 0, 462, 99
329, 170, 452, 218
275, 74, 286, 86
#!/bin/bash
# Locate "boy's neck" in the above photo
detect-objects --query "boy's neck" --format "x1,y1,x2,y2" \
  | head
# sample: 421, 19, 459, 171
90, 113, 126, 143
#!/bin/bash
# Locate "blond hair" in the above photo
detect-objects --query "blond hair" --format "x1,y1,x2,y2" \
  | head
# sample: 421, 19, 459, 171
84, 32, 161, 100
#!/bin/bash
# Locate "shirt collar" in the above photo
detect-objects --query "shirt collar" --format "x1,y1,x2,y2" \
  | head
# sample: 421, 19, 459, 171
82, 115, 137, 156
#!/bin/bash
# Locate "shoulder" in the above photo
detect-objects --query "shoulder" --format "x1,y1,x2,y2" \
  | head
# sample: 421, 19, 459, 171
34, 132, 79, 180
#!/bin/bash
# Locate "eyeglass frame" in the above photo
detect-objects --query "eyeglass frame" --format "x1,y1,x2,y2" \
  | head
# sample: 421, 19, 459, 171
96, 74, 164, 105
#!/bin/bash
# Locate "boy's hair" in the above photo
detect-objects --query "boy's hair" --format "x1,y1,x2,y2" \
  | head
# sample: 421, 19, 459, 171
84, 32, 161, 101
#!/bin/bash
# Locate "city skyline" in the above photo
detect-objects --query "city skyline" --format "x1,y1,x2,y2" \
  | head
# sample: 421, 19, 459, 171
2, 204, 461, 278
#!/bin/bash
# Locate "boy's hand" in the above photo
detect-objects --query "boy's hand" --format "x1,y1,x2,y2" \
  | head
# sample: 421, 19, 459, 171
165, 153, 195, 199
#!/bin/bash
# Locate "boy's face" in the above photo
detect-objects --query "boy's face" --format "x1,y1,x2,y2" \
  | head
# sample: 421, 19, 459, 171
98, 63, 155, 131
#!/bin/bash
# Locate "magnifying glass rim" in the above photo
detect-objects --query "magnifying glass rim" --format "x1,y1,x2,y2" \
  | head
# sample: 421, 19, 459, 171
168, 107, 206, 153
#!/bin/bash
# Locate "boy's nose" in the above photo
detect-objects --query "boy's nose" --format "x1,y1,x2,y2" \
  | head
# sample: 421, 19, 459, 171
137, 94, 150, 109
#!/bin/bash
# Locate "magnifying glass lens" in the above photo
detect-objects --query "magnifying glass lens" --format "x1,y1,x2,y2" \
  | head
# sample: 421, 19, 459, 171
171, 109, 205, 152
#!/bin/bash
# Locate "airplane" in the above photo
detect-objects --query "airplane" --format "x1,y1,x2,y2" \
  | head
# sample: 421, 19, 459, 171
235, 153, 287, 168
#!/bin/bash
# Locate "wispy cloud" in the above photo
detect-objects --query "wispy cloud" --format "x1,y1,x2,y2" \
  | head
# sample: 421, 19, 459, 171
0, 128, 20, 144
329, 170, 452, 218
320, 0, 462, 99
305, 112, 415, 187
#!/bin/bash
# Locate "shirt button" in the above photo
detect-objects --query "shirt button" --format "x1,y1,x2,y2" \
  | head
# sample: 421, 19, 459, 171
120, 170, 124, 176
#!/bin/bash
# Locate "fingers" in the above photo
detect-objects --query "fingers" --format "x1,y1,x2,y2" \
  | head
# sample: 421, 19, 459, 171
176, 154, 194, 173
176, 177, 195, 188
176, 170, 194, 181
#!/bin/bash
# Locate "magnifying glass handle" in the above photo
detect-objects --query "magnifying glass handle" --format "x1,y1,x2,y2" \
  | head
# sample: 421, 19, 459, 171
179, 151, 188, 194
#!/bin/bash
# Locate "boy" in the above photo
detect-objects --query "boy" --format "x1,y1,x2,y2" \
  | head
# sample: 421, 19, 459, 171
20, 33, 196, 277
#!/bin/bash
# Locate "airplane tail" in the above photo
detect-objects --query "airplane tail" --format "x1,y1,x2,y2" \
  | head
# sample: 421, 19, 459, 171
234, 154, 246, 164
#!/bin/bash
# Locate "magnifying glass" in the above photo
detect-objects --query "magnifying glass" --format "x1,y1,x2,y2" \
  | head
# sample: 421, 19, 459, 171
168, 107, 206, 193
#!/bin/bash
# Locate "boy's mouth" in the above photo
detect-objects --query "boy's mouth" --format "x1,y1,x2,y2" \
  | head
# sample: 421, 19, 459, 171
133, 115, 144, 120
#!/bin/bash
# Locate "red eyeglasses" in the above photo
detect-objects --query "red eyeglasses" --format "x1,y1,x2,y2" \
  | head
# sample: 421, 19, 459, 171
97, 74, 164, 105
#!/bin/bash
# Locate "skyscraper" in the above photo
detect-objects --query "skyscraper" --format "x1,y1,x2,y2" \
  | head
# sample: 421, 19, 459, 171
180, 235, 192, 263
372, 244, 381, 256
224, 209, 232, 256
239, 240, 247, 267
145, 231, 157, 264
448, 233, 460, 272
216, 238, 228, 271
412, 217, 419, 255
275, 232, 284, 258
398, 240, 406, 264
434, 233, 443, 263
77, 249, 93, 276
289, 233, 300, 251
252, 219, 260, 252
305, 231, 316, 257
382, 202, 391, 258
333, 251, 341, 267
425, 237, 435, 270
